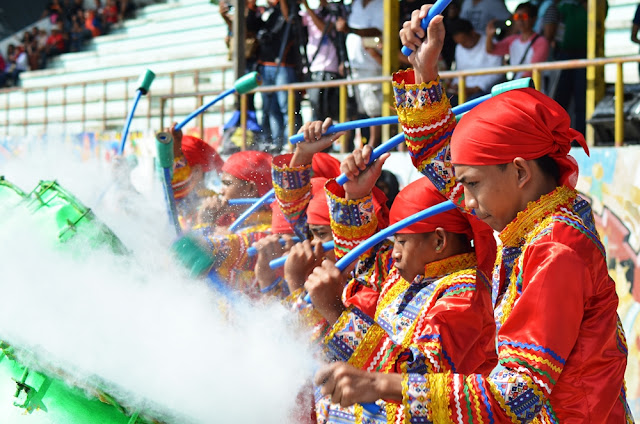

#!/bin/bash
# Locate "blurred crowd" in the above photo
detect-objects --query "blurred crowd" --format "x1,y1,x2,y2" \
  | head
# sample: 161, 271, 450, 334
0, 0, 133, 88
219, 0, 591, 152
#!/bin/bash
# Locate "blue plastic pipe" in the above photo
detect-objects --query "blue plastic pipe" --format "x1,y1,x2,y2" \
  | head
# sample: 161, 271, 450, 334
175, 87, 236, 131
401, 0, 453, 56
228, 197, 275, 205
228, 188, 275, 232
234, 78, 530, 233
247, 236, 302, 257
300, 200, 456, 304
175, 72, 262, 130
336, 201, 455, 272
118, 90, 143, 155
268, 241, 335, 269
289, 116, 399, 144
288, 96, 485, 155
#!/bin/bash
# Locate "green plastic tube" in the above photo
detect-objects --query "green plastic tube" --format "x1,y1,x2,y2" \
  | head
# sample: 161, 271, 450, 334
136, 69, 156, 95
155, 132, 174, 170
234, 71, 262, 95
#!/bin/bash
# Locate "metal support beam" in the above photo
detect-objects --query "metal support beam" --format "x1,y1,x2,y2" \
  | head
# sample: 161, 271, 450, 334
586, 0, 606, 146
382, 0, 398, 143
232, 0, 246, 82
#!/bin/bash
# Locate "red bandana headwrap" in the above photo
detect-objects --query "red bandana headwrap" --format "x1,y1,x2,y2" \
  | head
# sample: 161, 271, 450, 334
451, 88, 589, 188
307, 178, 331, 226
390, 178, 496, 277
271, 201, 294, 234
221, 151, 273, 196
181, 135, 225, 173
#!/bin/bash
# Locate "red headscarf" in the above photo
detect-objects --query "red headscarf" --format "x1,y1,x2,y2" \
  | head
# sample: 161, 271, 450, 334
271, 201, 294, 234
221, 151, 273, 196
181, 135, 224, 173
451, 88, 589, 188
390, 177, 496, 277
307, 177, 330, 226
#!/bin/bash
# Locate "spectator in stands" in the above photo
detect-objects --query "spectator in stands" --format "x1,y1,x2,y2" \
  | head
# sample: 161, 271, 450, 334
532, 0, 554, 36
85, 9, 103, 38
42, 0, 64, 25
553, 0, 587, 134
486, 2, 549, 80
219, 0, 263, 111
69, 19, 85, 52
4, 44, 16, 87
23, 31, 40, 71
6, 45, 28, 87
45, 25, 66, 64
104, 0, 121, 29
335, 0, 384, 147
248, 0, 300, 153
298, 0, 344, 122
0, 52, 6, 88
460, 0, 511, 33
447, 18, 503, 105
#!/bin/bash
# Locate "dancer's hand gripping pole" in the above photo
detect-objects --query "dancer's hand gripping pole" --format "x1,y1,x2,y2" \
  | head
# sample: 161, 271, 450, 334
289, 78, 534, 148
175, 72, 262, 131
401, 0, 452, 56
268, 241, 335, 268
233, 78, 533, 233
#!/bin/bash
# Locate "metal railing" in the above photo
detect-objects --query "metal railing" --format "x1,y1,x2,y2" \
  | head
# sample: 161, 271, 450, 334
0, 64, 233, 136
3, 56, 639, 147
158, 55, 640, 151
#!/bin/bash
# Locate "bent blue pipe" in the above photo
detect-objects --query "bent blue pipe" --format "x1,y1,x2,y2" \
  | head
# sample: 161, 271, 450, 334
228, 188, 275, 232
247, 236, 302, 257
175, 87, 236, 131
118, 90, 143, 155
118, 69, 155, 154
228, 197, 275, 205
336, 201, 455, 272
401, 0, 453, 56
289, 95, 480, 149
289, 116, 399, 144
233, 79, 531, 232
175, 72, 262, 131
301, 200, 456, 305
268, 241, 335, 269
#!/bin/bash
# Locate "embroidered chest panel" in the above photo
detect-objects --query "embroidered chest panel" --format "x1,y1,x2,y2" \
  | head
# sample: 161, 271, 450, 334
493, 196, 603, 329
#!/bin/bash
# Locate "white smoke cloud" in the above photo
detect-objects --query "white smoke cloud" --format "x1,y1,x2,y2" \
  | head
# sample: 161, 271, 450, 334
0, 139, 318, 423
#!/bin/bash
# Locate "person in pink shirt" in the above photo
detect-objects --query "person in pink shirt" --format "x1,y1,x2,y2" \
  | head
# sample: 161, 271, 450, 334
486, 1, 549, 80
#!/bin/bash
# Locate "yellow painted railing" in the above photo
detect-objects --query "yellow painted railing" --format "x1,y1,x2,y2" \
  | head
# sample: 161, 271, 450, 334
3, 56, 639, 148
222, 55, 638, 150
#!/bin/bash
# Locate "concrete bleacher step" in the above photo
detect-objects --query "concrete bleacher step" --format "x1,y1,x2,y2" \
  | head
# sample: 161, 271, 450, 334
45, 41, 227, 74
18, 54, 233, 89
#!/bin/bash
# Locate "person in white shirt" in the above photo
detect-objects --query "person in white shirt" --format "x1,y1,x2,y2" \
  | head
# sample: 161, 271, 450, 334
335, 0, 384, 146
447, 18, 504, 105
486, 1, 550, 80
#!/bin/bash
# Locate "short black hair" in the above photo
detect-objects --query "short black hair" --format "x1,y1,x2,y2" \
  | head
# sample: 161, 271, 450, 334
447, 18, 474, 37
515, 1, 538, 19
497, 155, 560, 182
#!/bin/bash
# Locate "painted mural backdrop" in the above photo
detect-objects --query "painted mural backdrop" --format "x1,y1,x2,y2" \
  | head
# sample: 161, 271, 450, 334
571, 146, 640, 417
